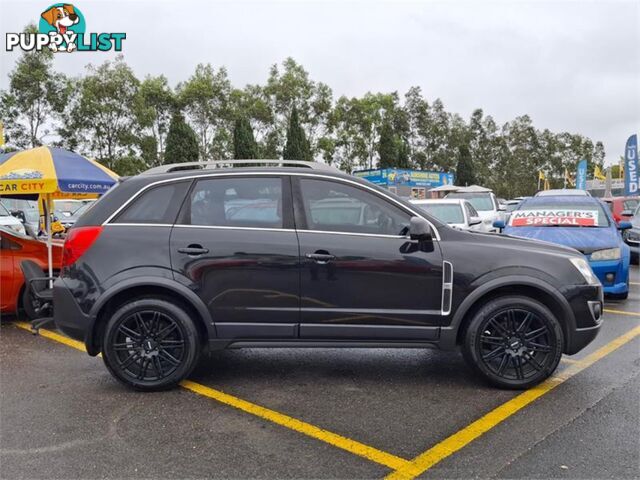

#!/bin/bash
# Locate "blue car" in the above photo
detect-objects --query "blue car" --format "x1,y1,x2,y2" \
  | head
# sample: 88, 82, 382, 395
498, 195, 632, 299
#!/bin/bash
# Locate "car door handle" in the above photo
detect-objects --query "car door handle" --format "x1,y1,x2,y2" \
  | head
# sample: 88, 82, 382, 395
178, 245, 209, 256
305, 252, 335, 263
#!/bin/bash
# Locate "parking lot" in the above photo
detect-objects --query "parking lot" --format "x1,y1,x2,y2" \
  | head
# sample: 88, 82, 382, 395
1, 267, 638, 479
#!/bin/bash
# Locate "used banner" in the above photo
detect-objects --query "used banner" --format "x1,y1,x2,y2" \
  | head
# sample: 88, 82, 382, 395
510, 209, 598, 227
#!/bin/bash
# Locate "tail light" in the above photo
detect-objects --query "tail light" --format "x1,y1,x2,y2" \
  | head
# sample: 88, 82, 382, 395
62, 226, 103, 268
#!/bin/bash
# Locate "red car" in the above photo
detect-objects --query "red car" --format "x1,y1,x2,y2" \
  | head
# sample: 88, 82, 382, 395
602, 197, 639, 223
0, 226, 63, 318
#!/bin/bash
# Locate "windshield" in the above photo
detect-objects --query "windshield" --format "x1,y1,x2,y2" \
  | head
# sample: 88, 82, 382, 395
623, 199, 639, 212
447, 193, 494, 211
505, 203, 520, 213
0, 203, 10, 216
509, 202, 610, 227
418, 204, 464, 224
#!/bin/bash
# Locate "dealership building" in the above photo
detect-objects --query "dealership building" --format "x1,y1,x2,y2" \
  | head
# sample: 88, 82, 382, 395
353, 168, 455, 198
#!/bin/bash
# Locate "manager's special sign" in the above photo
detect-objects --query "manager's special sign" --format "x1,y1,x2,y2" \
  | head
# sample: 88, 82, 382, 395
510, 209, 598, 227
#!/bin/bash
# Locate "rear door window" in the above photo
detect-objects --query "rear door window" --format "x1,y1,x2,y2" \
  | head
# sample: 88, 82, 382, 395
180, 177, 284, 229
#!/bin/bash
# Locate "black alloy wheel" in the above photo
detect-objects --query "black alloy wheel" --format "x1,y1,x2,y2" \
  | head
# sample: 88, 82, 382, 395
102, 298, 200, 391
463, 296, 564, 389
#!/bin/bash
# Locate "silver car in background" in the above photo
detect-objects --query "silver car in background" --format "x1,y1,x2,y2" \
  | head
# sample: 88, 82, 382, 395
410, 198, 486, 232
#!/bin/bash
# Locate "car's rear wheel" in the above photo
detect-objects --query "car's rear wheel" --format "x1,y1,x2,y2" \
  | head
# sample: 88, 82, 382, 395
462, 295, 564, 389
102, 298, 201, 391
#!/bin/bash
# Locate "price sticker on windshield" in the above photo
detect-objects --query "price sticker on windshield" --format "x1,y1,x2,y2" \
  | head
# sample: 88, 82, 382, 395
510, 209, 598, 226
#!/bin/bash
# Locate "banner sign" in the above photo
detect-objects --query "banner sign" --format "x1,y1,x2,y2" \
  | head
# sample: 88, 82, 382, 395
509, 209, 598, 227
624, 134, 639, 196
575, 159, 587, 190
353, 168, 455, 188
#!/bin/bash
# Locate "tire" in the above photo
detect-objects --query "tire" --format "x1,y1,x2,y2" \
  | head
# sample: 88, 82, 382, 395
462, 295, 564, 389
102, 298, 201, 391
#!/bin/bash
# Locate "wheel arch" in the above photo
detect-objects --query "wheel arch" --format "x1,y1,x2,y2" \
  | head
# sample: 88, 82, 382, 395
87, 277, 215, 356
440, 276, 576, 353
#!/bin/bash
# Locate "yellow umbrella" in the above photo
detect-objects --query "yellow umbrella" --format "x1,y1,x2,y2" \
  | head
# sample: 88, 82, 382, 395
0, 146, 118, 279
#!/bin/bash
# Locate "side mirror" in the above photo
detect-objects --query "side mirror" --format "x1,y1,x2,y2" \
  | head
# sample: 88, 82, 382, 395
410, 216, 433, 242
618, 221, 632, 230
493, 220, 506, 230
469, 216, 482, 226
10, 209, 26, 223
620, 210, 633, 217
498, 206, 506, 212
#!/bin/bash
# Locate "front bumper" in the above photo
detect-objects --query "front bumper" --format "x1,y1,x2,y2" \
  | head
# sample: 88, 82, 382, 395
589, 258, 628, 295
564, 283, 604, 355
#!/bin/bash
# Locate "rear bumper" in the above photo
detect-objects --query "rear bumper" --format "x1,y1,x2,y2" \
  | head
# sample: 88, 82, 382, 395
53, 278, 95, 352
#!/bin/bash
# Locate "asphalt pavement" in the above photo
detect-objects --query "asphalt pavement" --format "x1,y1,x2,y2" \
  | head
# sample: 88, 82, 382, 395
1, 267, 638, 479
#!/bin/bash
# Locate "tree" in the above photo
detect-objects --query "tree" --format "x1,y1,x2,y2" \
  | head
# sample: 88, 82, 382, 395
455, 144, 475, 186
378, 119, 397, 168
283, 106, 311, 160
233, 117, 258, 159
164, 112, 199, 164
59, 55, 139, 169
0, 24, 69, 148
178, 64, 232, 160
135, 75, 175, 166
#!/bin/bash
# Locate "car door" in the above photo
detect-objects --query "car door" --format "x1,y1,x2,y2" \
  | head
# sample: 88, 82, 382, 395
0, 233, 16, 311
170, 174, 300, 339
293, 175, 444, 341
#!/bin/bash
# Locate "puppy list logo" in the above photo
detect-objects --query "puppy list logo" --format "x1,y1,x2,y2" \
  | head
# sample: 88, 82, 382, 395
5, 3, 126, 53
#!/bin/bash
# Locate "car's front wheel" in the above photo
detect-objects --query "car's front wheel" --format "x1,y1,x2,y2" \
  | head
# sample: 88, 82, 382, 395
462, 295, 564, 389
102, 298, 201, 391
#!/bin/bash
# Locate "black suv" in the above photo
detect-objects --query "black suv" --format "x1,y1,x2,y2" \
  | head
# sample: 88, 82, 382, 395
53, 160, 603, 391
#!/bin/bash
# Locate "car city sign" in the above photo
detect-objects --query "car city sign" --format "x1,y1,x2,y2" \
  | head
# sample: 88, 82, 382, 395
5, 3, 126, 53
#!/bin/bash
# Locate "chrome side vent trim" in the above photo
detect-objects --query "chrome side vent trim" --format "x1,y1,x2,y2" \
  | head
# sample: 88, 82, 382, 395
441, 261, 453, 315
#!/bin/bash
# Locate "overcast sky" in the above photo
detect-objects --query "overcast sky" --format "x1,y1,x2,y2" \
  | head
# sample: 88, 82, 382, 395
1, 0, 639, 164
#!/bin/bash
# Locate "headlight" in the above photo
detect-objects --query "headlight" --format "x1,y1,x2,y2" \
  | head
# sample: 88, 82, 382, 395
590, 248, 621, 261
569, 257, 600, 285
625, 230, 640, 242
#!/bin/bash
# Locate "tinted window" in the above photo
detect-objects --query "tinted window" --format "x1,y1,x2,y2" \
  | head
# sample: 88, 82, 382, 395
419, 204, 464, 224
465, 202, 479, 217
299, 178, 410, 235
114, 182, 189, 224
447, 193, 494, 211
183, 177, 283, 228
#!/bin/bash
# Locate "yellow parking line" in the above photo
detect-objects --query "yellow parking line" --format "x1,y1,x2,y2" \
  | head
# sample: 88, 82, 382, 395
629, 282, 640, 286
385, 325, 640, 480
13, 321, 408, 471
181, 380, 409, 470
15, 322, 86, 351
604, 309, 640, 317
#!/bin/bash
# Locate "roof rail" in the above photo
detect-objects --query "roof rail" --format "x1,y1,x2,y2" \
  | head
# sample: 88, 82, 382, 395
142, 159, 341, 175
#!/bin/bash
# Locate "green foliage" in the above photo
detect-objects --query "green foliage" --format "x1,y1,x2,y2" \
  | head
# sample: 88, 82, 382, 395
233, 117, 258, 159
164, 112, 199, 164
455, 144, 475, 186
59, 55, 140, 170
378, 119, 397, 168
135, 75, 174, 165
178, 63, 232, 160
283, 106, 311, 160
0, 42, 608, 193
0, 24, 69, 148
